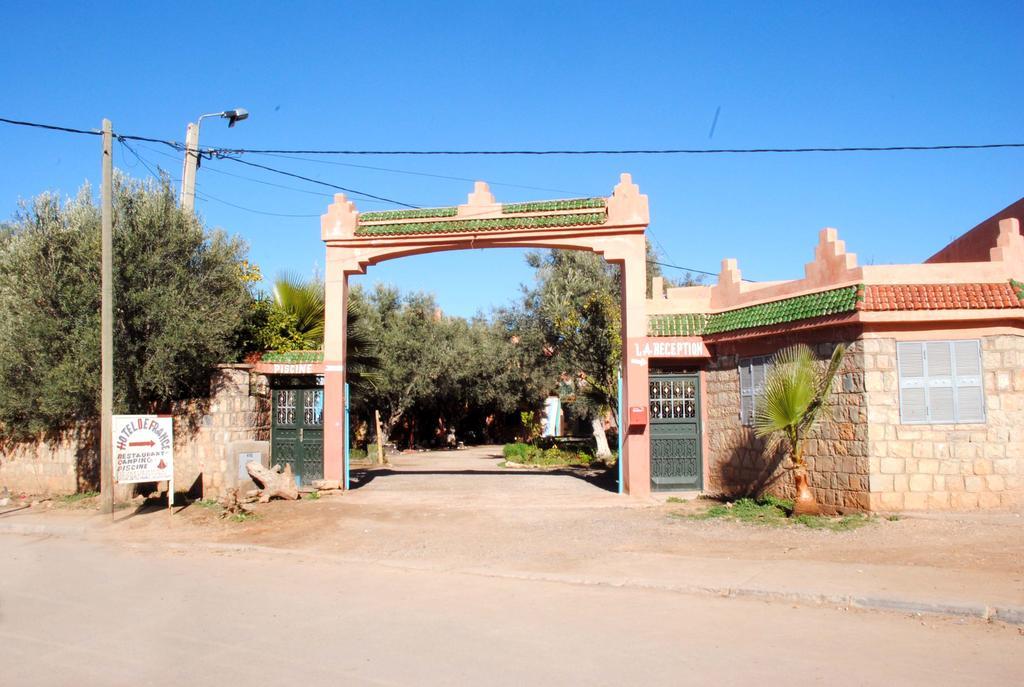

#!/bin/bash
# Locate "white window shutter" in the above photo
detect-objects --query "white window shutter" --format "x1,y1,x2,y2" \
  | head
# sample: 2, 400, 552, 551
901, 387, 928, 422
930, 386, 956, 423
953, 341, 985, 422
953, 341, 982, 377
752, 357, 766, 390
926, 342, 953, 378
898, 342, 927, 422
956, 387, 985, 422
898, 342, 925, 379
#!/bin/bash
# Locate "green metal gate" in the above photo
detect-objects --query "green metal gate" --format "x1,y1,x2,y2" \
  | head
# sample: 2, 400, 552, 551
649, 373, 702, 491
271, 380, 324, 486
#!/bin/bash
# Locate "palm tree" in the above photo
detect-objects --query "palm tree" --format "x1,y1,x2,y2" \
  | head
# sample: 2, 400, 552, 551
753, 343, 847, 515
272, 274, 379, 390
272, 275, 324, 347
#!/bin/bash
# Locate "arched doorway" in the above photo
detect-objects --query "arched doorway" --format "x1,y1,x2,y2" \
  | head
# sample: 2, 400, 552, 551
320, 174, 652, 496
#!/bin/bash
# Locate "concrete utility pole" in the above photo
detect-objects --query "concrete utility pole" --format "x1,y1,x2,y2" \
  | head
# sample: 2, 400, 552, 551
179, 123, 199, 213
100, 119, 114, 515
179, 109, 249, 213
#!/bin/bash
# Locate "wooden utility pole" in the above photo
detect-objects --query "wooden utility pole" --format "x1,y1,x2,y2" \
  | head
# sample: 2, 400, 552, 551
100, 119, 114, 515
374, 410, 386, 466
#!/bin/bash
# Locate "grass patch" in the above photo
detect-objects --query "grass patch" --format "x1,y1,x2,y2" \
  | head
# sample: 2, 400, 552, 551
684, 496, 873, 532
194, 499, 221, 509
303, 491, 320, 500
665, 496, 687, 504
228, 511, 257, 523
502, 442, 593, 467
793, 513, 873, 531
57, 491, 99, 504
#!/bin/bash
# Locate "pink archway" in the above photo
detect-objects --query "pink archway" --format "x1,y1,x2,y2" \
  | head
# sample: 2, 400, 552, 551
320, 173, 653, 496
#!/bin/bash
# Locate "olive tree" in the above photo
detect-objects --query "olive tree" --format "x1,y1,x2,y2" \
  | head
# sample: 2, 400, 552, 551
0, 174, 252, 444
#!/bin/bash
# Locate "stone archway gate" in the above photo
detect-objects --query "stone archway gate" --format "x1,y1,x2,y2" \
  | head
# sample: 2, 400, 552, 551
320, 173, 652, 496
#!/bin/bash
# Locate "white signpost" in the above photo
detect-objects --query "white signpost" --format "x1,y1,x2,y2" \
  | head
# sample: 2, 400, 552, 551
112, 415, 175, 513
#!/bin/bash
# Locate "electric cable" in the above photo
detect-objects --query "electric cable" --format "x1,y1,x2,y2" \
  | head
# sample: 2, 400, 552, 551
192, 190, 322, 218
207, 143, 1024, 156
254, 152, 594, 196
5, 116, 1024, 157
215, 155, 420, 209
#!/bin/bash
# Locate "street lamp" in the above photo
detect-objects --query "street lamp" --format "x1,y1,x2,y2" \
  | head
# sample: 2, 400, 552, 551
180, 108, 249, 212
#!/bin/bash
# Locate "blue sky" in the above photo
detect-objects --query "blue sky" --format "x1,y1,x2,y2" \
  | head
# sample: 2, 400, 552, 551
2, 1, 1022, 317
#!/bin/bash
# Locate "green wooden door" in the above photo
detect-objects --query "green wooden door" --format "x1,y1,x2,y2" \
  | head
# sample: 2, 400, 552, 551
271, 386, 324, 486
649, 374, 703, 491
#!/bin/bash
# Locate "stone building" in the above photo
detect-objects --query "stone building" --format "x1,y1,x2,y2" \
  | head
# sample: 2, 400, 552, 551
640, 201, 1024, 512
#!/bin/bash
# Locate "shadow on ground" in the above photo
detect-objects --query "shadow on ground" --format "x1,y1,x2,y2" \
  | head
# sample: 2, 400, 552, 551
350, 466, 619, 493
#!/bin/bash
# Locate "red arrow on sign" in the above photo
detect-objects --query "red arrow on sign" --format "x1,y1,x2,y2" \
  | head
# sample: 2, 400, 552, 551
128, 440, 155, 447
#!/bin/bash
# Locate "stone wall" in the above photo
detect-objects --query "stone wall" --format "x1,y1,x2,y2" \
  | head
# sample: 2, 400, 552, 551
171, 366, 271, 500
0, 365, 270, 498
864, 334, 1024, 510
703, 338, 870, 513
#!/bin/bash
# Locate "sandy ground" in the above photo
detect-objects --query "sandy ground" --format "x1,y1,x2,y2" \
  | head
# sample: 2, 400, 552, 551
3, 445, 1023, 684
76, 444, 1023, 578
2, 532, 1022, 686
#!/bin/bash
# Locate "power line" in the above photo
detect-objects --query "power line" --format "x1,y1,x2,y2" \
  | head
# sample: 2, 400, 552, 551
193, 190, 322, 218
117, 138, 177, 183
648, 260, 717, 277
136, 142, 415, 204
0, 116, 101, 137
0, 116, 420, 207
200, 163, 335, 198
210, 143, 1024, 156
648, 259, 754, 282
216, 155, 420, 208
3, 117, 735, 276
255, 152, 594, 196
5, 116, 1024, 157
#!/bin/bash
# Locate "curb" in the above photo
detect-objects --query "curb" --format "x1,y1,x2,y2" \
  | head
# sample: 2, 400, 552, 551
0, 522, 87, 537
171, 540, 1024, 627
4, 523, 1022, 626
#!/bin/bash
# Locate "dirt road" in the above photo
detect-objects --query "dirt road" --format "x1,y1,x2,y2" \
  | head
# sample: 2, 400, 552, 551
3, 445, 1023, 684
101, 445, 1024, 579
2, 533, 1021, 686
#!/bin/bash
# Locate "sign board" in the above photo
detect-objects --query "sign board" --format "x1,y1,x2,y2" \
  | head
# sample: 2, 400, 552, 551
238, 452, 261, 481
631, 337, 710, 360
113, 415, 174, 484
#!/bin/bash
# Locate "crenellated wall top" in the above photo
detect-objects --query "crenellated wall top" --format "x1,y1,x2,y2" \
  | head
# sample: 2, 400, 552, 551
321, 174, 649, 243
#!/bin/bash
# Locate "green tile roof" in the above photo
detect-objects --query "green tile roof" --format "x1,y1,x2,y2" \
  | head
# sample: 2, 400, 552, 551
501, 198, 606, 214
260, 350, 324, 363
648, 313, 710, 336
359, 207, 458, 222
1012, 279, 1024, 302
648, 285, 861, 337
354, 212, 607, 237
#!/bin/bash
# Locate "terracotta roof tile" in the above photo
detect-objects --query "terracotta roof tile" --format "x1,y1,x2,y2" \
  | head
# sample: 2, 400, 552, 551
858, 283, 1022, 311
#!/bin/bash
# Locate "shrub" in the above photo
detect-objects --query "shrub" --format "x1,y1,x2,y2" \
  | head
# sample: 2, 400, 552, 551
501, 442, 591, 467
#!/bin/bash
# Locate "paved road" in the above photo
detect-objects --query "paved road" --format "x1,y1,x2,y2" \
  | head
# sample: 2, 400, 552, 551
1, 533, 1020, 686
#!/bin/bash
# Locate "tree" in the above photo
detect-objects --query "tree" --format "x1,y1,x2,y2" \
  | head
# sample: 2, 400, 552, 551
753, 343, 847, 515
517, 249, 621, 456
351, 286, 451, 444
0, 174, 252, 443
271, 274, 325, 347
242, 275, 379, 391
